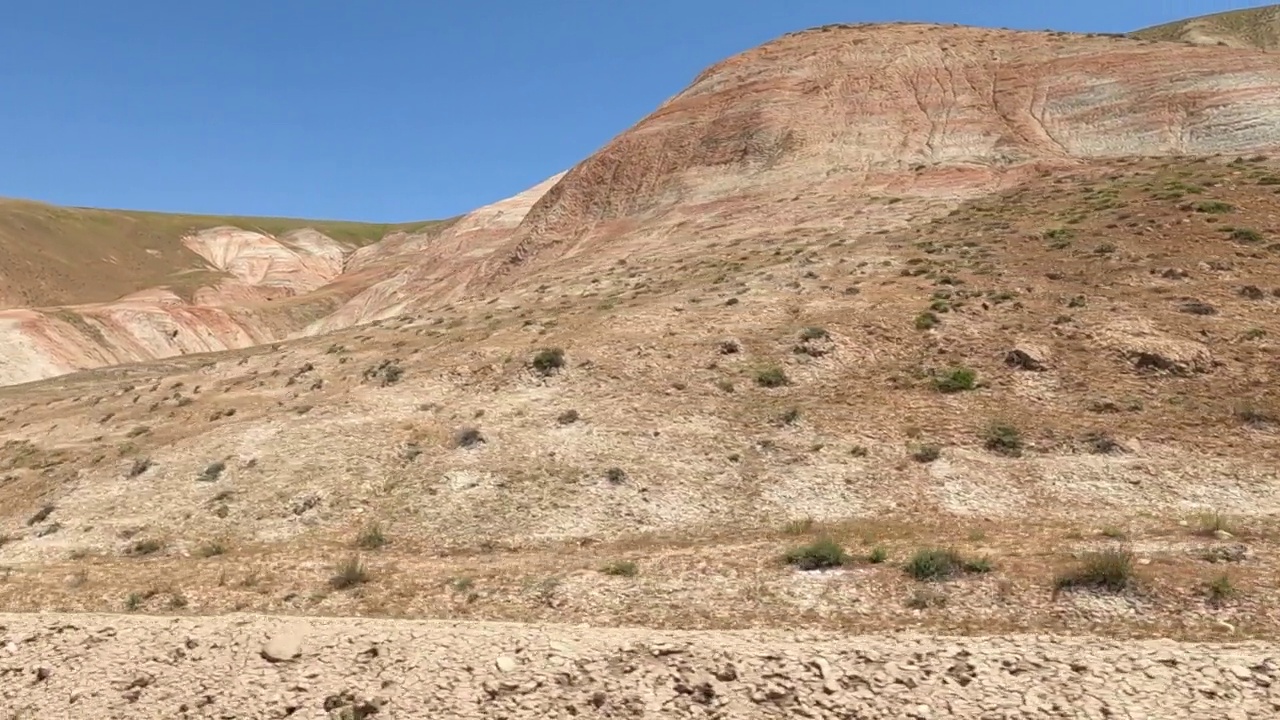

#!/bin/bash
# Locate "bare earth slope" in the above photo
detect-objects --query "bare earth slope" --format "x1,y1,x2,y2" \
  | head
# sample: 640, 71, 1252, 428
3, 20, 1280, 720
1134, 4, 1280, 50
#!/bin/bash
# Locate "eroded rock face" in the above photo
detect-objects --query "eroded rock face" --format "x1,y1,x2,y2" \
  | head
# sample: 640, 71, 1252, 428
183, 227, 351, 299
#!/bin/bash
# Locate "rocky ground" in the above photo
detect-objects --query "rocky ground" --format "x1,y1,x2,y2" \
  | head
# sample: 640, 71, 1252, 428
1, 613, 1277, 719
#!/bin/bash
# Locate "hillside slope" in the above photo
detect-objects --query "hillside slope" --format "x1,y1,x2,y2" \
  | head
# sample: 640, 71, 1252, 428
319, 22, 1280, 328
1134, 4, 1280, 49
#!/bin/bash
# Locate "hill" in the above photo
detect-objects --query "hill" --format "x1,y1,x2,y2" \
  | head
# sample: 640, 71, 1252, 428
0, 198, 440, 309
1133, 4, 1280, 49
2, 17, 1280, 719
0, 202, 453, 385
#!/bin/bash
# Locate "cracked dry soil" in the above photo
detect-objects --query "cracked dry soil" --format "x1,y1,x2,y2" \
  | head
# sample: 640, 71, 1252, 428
2, 613, 1277, 719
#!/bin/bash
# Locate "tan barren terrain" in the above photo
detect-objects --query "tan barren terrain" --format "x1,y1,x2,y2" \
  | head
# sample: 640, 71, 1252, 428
3, 11, 1280, 719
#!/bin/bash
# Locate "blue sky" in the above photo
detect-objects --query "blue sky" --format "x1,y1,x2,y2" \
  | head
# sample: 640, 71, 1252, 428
0, 1, 1270, 221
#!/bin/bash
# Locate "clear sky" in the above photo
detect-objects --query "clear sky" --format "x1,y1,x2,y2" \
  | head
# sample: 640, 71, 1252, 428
0, 0, 1271, 221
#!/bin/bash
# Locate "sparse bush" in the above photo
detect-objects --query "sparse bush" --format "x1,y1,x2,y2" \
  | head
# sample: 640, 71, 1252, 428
556, 409, 580, 425
452, 426, 485, 449
356, 522, 387, 550
127, 538, 164, 557
799, 326, 829, 341
329, 555, 370, 589
26, 504, 55, 526
777, 407, 801, 426
600, 560, 638, 577
868, 546, 888, 564
1100, 526, 1127, 539
904, 548, 991, 581
197, 460, 225, 483
1194, 201, 1234, 214
126, 426, 150, 438
362, 359, 404, 386
196, 541, 227, 558
1229, 227, 1263, 243
905, 588, 948, 609
983, 423, 1023, 457
1234, 403, 1276, 427
754, 366, 789, 388
604, 467, 627, 484
1179, 300, 1216, 315
783, 517, 815, 535
1194, 511, 1234, 537
715, 378, 735, 393
1054, 548, 1133, 593
849, 445, 868, 457
1205, 573, 1235, 604
1083, 431, 1123, 454
933, 367, 977, 393
783, 537, 849, 570
914, 311, 939, 330
911, 444, 941, 463
128, 457, 153, 478
531, 347, 566, 376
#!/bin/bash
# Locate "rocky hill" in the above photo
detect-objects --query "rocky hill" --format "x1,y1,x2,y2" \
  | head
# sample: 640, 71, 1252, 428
1, 13, 1280, 719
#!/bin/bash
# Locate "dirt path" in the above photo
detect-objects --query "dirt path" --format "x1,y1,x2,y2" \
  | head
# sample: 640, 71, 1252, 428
1, 613, 1277, 719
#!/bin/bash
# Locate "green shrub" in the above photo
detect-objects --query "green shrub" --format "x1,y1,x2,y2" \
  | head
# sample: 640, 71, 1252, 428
1054, 548, 1133, 593
799, 326, 829, 341
983, 423, 1023, 457
197, 460, 225, 483
1229, 227, 1263, 243
600, 560, 638, 577
933, 367, 977, 393
914, 312, 940, 330
531, 347, 566, 375
911, 444, 941, 463
783, 537, 849, 570
904, 547, 991, 581
868, 546, 888, 564
1194, 201, 1234, 214
196, 541, 227, 558
356, 522, 387, 550
329, 555, 370, 589
1205, 573, 1234, 604
452, 426, 485, 448
755, 366, 789, 388
127, 538, 164, 557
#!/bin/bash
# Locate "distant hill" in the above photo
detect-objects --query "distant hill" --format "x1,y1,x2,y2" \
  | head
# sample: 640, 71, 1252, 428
1133, 4, 1280, 49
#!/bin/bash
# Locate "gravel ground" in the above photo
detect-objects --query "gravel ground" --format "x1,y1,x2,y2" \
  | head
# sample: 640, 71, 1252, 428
2, 613, 1278, 719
